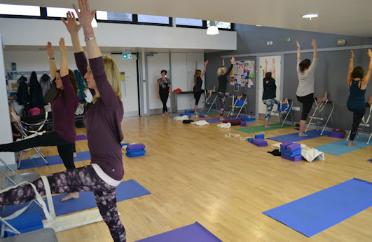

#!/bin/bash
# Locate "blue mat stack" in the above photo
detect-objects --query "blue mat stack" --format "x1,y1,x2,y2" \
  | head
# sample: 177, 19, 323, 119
280, 142, 302, 161
247, 134, 268, 147
126, 144, 146, 158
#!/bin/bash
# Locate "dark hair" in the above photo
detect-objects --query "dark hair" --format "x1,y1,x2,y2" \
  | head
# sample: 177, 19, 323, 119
264, 72, 272, 80
351, 66, 364, 79
299, 59, 311, 73
53, 69, 78, 94
194, 69, 202, 82
161, 70, 167, 75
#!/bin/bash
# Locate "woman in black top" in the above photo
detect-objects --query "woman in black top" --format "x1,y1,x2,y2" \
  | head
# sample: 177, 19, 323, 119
157, 70, 171, 115
217, 57, 235, 118
193, 60, 208, 115
262, 58, 280, 128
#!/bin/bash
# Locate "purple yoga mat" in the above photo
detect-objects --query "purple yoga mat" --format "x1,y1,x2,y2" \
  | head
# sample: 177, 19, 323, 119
136, 222, 222, 242
75, 134, 87, 141
207, 118, 221, 124
269, 130, 330, 143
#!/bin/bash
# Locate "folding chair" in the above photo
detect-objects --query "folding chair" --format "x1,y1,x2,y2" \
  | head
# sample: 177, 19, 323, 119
228, 95, 248, 118
9, 111, 49, 168
306, 97, 334, 135
279, 99, 294, 127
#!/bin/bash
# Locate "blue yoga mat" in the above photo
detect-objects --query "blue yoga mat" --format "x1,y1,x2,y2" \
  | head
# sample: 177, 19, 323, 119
1, 179, 150, 235
316, 138, 371, 156
263, 178, 372, 237
136, 222, 222, 242
75, 134, 87, 141
19, 151, 91, 170
268, 130, 330, 143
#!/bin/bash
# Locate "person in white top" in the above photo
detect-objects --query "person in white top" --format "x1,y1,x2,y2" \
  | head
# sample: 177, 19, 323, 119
296, 39, 318, 136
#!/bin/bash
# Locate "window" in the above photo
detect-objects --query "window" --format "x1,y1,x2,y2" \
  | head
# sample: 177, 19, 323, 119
47, 7, 75, 18
137, 14, 170, 25
175, 18, 203, 27
96, 11, 132, 22
0, 4, 40, 16
207, 20, 232, 30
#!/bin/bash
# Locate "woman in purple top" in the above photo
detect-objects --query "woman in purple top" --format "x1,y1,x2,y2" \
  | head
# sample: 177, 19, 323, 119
0, 39, 79, 201
0, 1, 126, 241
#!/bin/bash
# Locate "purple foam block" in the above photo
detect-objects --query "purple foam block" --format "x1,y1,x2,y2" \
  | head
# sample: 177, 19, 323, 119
287, 143, 301, 152
253, 139, 268, 147
282, 154, 302, 161
127, 144, 145, 151
328, 132, 345, 139
255, 134, 265, 139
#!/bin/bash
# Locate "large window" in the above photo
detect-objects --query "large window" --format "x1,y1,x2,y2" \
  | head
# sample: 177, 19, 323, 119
207, 20, 232, 30
0, 4, 40, 16
46, 7, 75, 18
137, 14, 170, 25
96, 11, 132, 22
175, 18, 203, 27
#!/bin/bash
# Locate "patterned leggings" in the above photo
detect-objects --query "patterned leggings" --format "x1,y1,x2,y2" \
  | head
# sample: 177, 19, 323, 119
218, 92, 226, 115
263, 99, 280, 120
0, 166, 126, 242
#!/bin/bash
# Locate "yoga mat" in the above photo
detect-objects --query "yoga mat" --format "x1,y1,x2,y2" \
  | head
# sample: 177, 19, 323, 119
75, 134, 87, 141
263, 178, 372, 237
316, 138, 371, 156
1, 180, 150, 235
19, 151, 91, 170
136, 222, 222, 242
206, 118, 221, 124
239, 123, 290, 134
268, 129, 330, 143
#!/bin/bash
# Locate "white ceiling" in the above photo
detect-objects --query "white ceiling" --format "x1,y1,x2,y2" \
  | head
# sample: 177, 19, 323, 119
1, 0, 372, 37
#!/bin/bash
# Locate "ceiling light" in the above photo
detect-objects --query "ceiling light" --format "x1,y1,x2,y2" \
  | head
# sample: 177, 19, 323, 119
302, 13, 318, 20
256, 24, 262, 27
207, 21, 219, 35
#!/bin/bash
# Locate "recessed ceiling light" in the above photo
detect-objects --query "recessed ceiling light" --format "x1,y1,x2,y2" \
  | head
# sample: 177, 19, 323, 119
302, 13, 319, 20
256, 24, 262, 27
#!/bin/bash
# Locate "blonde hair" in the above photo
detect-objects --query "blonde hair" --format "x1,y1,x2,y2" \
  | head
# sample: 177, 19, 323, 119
217, 66, 226, 76
103, 55, 122, 98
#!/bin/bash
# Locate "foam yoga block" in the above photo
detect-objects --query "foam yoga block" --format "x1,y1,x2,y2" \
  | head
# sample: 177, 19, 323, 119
127, 144, 145, 151
255, 134, 265, 139
126, 150, 146, 157
253, 139, 268, 147
280, 142, 302, 161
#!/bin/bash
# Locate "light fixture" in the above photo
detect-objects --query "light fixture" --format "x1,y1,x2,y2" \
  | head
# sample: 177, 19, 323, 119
207, 21, 219, 35
302, 13, 319, 20
256, 24, 262, 27
91, 18, 98, 28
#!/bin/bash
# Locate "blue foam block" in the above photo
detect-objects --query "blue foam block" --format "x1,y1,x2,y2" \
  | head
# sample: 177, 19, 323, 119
126, 150, 146, 157
1, 179, 150, 235
255, 134, 265, 139
136, 222, 222, 242
269, 130, 330, 143
316, 138, 372, 156
19, 151, 91, 170
263, 178, 372, 237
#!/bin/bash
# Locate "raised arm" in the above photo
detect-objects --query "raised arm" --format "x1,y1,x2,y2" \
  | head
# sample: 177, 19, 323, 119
59, 38, 77, 106
74, 0, 118, 106
226, 57, 235, 76
362, 49, 372, 89
347, 50, 355, 86
296, 41, 301, 62
311, 39, 318, 60
46, 42, 57, 79
201, 60, 208, 77
63, 11, 87, 75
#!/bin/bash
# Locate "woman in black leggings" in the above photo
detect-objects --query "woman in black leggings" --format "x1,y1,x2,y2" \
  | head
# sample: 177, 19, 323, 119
346, 49, 372, 146
193, 60, 208, 115
157, 70, 171, 115
0, 39, 79, 201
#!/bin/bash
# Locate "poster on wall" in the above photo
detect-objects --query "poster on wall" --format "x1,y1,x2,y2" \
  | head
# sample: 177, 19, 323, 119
231, 60, 255, 88
257, 56, 282, 114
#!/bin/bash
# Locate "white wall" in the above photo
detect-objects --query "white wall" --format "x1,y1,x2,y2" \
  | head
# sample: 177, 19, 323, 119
4, 50, 139, 116
0, 36, 16, 166
0, 18, 237, 51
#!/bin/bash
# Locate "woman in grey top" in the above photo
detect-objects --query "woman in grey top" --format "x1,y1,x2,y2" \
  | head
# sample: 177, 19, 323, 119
296, 39, 318, 136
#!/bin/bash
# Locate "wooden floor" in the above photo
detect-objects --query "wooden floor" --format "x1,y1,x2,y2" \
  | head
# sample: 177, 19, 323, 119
22, 116, 372, 242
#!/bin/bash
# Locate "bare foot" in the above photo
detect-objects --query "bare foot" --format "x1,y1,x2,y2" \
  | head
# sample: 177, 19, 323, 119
348, 141, 356, 147
61, 192, 79, 202
299, 132, 307, 137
